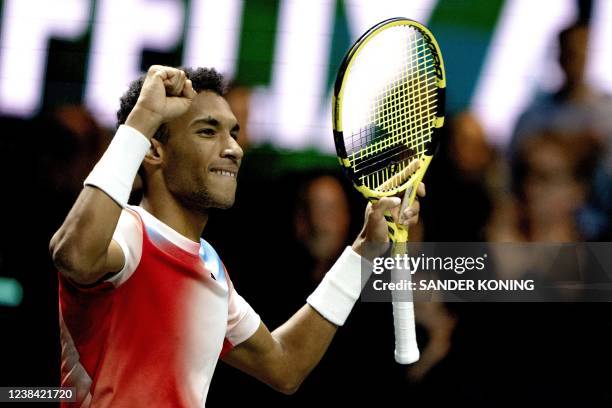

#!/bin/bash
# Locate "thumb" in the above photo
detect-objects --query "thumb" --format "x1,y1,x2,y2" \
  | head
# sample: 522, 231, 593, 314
370, 196, 401, 218
182, 79, 197, 99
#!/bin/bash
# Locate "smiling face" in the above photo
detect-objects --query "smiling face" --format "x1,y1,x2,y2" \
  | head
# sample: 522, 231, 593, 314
162, 91, 243, 211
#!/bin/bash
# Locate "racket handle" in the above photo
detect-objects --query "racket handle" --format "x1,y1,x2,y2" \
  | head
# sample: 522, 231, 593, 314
393, 300, 420, 364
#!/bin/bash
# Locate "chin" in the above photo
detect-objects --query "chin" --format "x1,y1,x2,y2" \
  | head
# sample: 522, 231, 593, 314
209, 192, 236, 209
204, 180, 238, 210
211, 198, 235, 210
173, 186, 235, 212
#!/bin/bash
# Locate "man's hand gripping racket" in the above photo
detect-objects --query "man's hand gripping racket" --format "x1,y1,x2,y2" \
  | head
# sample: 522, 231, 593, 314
332, 18, 446, 364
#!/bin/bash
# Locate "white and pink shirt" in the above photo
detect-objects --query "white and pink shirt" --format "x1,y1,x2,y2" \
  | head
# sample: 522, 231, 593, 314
59, 206, 260, 407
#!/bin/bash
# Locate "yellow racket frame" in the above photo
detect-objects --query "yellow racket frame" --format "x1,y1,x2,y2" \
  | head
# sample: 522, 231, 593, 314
332, 17, 446, 242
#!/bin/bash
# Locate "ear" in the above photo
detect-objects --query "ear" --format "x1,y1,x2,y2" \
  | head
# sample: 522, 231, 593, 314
143, 138, 164, 168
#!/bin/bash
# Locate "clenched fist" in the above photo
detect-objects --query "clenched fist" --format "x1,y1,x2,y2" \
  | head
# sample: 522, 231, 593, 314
126, 65, 198, 139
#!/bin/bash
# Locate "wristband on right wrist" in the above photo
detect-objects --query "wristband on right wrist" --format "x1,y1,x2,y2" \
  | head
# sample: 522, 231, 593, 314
83, 125, 151, 207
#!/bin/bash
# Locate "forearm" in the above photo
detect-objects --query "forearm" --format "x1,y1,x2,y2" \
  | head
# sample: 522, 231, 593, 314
225, 248, 364, 393
224, 305, 337, 395
270, 304, 338, 388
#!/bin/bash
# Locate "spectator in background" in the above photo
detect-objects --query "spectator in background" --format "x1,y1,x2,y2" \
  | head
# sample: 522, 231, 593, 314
510, 22, 612, 238
490, 131, 600, 299
449, 111, 495, 182
294, 175, 351, 282
490, 129, 600, 291
423, 111, 500, 241
484, 129, 611, 405
491, 130, 600, 297
510, 130, 600, 242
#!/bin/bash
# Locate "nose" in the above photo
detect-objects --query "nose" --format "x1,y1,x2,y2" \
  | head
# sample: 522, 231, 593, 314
221, 133, 244, 162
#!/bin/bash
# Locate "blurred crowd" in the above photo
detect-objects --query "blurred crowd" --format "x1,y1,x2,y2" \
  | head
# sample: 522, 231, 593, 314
1, 20, 611, 407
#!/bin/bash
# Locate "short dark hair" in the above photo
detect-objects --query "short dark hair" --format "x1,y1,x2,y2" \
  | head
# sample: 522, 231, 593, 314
116, 67, 226, 143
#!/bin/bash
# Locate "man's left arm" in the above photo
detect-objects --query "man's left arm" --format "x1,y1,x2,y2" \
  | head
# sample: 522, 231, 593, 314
222, 305, 335, 395
223, 184, 424, 394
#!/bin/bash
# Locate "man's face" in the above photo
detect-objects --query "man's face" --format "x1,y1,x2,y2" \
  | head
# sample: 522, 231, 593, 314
559, 27, 589, 87
524, 141, 584, 224
163, 91, 243, 211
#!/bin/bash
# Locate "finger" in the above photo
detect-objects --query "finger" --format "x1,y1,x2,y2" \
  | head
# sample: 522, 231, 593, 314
147, 65, 167, 80
399, 210, 419, 227
162, 73, 177, 92
176, 70, 187, 95
151, 69, 169, 87
409, 215, 419, 226
399, 201, 419, 224
150, 65, 179, 84
410, 199, 420, 214
370, 197, 401, 218
389, 205, 401, 224
182, 79, 197, 99
163, 79, 174, 94
170, 70, 185, 96
167, 70, 184, 96
157, 68, 181, 95
417, 182, 426, 198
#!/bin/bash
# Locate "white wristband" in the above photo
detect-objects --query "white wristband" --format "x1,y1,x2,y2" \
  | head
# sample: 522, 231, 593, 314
83, 125, 151, 207
307, 246, 372, 326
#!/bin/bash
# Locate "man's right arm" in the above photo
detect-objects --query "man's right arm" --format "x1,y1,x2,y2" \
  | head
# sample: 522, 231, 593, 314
49, 66, 196, 285
49, 187, 127, 284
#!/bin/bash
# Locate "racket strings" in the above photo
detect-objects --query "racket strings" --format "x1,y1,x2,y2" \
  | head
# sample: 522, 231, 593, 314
350, 34, 435, 152
348, 70, 437, 166
355, 103, 437, 171
345, 27, 438, 192
382, 35, 436, 154
346, 33, 430, 154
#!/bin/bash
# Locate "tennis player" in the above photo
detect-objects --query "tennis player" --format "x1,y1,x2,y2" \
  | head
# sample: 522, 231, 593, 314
50, 65, 424, 407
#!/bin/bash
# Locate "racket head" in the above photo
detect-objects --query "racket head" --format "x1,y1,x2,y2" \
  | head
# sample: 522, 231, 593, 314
332, 17, 446, 200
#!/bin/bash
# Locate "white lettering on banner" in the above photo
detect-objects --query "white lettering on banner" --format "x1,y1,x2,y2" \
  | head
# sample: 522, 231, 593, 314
344, 0, 436, 38
587, 0, 612, 97
84, 0, 184, 125
249, 0, 437, 150
0, 0, 90, 115
471, 0, 576, 146
254, 0, 335, 149
0, 0, 608, 153
183, 0, 243, 78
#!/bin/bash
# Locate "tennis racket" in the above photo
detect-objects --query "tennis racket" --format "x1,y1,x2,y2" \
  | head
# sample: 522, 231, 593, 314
332, 17, 446, 364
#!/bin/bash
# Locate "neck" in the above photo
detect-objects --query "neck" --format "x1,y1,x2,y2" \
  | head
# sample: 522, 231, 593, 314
559, 82, 590, 102
140, 192, 209, 243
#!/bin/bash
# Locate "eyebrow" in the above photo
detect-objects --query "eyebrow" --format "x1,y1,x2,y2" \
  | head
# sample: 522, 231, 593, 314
191, 116, 220, 128
191, 116, 240, 132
